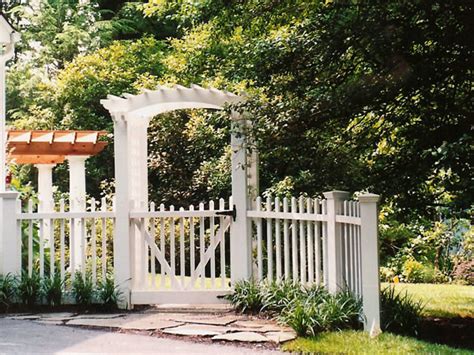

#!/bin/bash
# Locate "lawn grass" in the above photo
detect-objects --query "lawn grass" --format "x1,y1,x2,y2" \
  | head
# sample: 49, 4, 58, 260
282, 330, 472, 354
382, 282, 474, 318
146, 274, 231, 289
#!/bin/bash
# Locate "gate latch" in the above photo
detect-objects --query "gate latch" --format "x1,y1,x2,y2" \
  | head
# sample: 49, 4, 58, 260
215, 205, 236, 221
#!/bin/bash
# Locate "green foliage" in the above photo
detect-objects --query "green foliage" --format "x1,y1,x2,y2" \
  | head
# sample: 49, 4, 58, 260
72, 272, 95, 306
0, 274, 17, 310
18, 271, 42, 306
227, 280, 361, 336
225, 279, 263, 313
97, 275, 122, 309
41, 273, 64, 306
380, 286, 424, 336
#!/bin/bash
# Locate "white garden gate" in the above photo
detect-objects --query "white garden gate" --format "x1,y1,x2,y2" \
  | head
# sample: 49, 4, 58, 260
129, 200, 234, 304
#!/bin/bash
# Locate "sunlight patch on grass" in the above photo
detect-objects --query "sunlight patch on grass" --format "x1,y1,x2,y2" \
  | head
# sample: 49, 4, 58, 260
282, 330, 471, 354
145, 274, 231, 290
383, 283, 474, 318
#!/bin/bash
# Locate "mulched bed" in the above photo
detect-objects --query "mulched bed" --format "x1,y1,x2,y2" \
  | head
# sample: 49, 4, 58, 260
419, 317, 474, 350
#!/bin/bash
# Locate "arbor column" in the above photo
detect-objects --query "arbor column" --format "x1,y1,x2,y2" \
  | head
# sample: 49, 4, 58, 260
323, 190, 350, 294
230, 112, 252, 283
68, 156, 88, 272
112, 114, 132, 308
127, 117, 150, 289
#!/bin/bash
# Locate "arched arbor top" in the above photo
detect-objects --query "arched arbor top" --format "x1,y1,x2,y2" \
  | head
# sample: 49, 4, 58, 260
100, 84, 244, 120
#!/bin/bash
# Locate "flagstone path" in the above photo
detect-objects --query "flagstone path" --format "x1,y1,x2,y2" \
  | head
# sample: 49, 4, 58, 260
3, 308, 297, 346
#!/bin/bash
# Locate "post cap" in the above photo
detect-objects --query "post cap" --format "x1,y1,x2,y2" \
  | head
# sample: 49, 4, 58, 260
358, 193, 380, 203
0, 191, 19, 199
323, 190, 351, 200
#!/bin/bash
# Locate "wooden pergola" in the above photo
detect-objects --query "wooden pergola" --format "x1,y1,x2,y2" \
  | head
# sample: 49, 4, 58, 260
7, 130, 108, 213
7, 130, 107, 165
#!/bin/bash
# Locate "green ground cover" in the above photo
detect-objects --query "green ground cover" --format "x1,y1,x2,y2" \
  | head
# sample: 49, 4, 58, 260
384, 283, 474, 318
282, 330, 472, 354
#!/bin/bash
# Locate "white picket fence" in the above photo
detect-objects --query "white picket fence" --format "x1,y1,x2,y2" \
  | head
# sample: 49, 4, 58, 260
248, 196, 362, 295
16, 198, 115, 286
1, 190, 380, 332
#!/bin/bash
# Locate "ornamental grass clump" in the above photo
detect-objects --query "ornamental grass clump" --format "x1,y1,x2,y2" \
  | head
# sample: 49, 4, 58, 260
72, 272, 95, 306
41, 273, 64, 306
97, 275, 122, 310
18, 271, 41, 306
0, 273, 17, 310
279, 288, 362, 336
260, 280, 305, 312
380, 286, 424, 336
225, 279, 263, 313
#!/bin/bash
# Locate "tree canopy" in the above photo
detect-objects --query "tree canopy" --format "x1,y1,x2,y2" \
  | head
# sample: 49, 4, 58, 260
4, 0, 472, 220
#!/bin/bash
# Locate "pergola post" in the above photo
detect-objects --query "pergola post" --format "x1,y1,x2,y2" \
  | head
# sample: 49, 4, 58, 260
230, 112, 252, 283
36, 164, 55, 211
68, 156, 88, 271
35, 164, 55, 244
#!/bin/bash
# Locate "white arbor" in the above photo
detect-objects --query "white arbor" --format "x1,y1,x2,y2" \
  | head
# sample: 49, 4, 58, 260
101, 85, 258, 306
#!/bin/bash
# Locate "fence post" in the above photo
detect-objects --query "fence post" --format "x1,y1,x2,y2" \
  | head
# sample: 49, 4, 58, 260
323, 190, 350, 294
359, 193, 381, 335
0, 192, 21, 276
230, 112, 252, 283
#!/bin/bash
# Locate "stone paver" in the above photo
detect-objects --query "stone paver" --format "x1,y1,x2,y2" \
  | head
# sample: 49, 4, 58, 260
120, 317, 183, 331
230, 320, 284, 333
213, 331, 269, 343
264, 331, 297, 344
66, 317, 127, 328
163, 324, 229, 337
169, 314, 240, 326
74, 313, 125, 319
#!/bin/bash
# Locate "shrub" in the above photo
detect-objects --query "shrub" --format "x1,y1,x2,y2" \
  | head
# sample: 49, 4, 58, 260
72, 272, 95, 306
97, 276, 122, 310
0, 274, 17, 310
380, 286, 424, 336
402, 258, 438, 283
452, 260, 474, 285
18, 271, 41, 306
41, 273, 63, 306
225, 279, 263, 313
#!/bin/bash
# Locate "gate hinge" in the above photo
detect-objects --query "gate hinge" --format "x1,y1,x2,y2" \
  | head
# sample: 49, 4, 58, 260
215, 205, 236, 221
